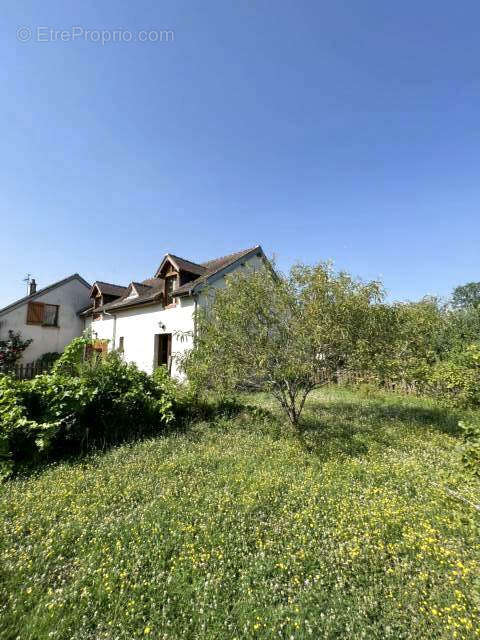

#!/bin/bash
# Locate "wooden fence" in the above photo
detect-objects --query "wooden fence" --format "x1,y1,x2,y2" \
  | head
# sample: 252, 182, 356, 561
1, 361, 54, 380
337, 370, 420, 395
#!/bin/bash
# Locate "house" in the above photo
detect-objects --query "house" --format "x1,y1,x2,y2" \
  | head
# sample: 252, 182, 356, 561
0, 274, 91, 363
81, 246, 267, 378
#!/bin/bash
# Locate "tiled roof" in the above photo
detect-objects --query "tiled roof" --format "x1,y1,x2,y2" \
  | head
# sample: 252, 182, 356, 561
99, 280, 164, 313
131, 282, 152, 296
91, 281, 128, 297
83, 246, 262, 314
200, 247, 258, 271
81, 280, 163, 316
154, 254, 207, 278
168, 255, 206, 276
174, 246, 261, 296
141, 277, 162, 287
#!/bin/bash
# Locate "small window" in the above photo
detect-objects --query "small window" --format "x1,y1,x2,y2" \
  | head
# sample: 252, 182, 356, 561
118, 336, 124, 352
43, 304, 59, 327
165, 276, 176, 306
27, 302, 59, 327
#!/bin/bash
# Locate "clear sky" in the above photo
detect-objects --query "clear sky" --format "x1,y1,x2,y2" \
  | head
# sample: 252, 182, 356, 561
1, 1, 479, 307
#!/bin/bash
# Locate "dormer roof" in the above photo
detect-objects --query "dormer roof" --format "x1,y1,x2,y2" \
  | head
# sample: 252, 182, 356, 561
81, 245, 265, 315
154, 254, 206, 279
90, 281, 127, 298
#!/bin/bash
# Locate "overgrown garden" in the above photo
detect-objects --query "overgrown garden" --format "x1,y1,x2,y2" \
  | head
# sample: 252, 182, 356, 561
0, 263, 479, 638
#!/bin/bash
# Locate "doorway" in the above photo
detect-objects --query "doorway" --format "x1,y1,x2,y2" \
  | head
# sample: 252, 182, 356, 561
156, 333, 172, 370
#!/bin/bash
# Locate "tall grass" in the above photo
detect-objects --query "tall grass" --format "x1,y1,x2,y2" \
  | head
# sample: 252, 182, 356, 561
1, 387, 479, 639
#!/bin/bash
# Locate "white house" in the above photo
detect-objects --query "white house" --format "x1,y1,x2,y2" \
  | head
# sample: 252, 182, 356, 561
0, 274, 91, 363
82, 246, 267, 378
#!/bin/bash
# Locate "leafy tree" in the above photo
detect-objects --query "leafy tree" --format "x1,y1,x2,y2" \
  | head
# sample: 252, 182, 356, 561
181, 262, 384, 428
369, 298, 445, 387
0, 330, 33, 371
452, 282, 480, 309
439, 306, 480, 355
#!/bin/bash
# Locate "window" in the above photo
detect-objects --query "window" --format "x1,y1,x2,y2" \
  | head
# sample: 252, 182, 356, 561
165, 276, 176, 306
118, 336, 124, 352
43, 304, 59, 326
27, 302, 59, 327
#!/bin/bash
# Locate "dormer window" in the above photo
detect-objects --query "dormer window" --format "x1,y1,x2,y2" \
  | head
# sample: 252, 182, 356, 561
165, 275, 176, 306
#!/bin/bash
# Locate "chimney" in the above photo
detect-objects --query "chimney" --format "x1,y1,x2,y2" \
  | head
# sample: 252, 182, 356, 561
29, 279, 37, 295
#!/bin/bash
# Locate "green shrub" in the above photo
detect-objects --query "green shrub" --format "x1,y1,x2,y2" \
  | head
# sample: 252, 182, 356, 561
52, 334, 93, 376
36, 351, 60, 368
0, 330, 33, 372
1, 353, 176, 477
72, 353, 174, 449
0, 375, 58, 479
427, 344, 480, 408
459, 420, 480, 477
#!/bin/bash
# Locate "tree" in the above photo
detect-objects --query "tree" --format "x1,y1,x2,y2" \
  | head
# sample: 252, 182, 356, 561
369, 298, 445, 387
0, 330, 33, 371
181, 262, 384, 429
452, 282, 480, 310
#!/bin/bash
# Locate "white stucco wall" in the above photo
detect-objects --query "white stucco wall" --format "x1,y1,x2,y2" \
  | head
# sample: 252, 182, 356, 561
86, 297, 195, 378
83, 250, 266, 379
197, 252, 264, 305
85, 315, 114, 342
0, 278, 91, 363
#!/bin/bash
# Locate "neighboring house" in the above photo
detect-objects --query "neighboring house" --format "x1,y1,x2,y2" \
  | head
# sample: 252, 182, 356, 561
0, 274, 91, 363
82, 246, 267, 378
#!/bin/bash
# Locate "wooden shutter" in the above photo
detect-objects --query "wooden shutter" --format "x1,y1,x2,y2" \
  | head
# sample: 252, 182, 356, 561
27, 301, 44, 324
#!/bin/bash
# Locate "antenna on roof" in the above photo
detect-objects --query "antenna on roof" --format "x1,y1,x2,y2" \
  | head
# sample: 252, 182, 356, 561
23, 274, 32, 295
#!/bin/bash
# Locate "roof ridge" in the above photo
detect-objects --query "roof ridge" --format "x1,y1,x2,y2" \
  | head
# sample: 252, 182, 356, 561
167, 254, 205, 269
94, 280, 127, 288
201, 245, 259, 268
0, 274, 91, 316
173, 245, 263, 297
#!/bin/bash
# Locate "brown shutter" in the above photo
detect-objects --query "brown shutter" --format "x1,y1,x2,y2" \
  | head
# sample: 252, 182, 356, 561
27, 301, 45, 324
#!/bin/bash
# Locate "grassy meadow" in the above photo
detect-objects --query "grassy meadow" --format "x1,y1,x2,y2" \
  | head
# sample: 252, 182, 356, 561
1, 387, 479, 639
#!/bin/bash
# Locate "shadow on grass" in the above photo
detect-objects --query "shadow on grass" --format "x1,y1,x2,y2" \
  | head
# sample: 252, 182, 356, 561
10, 390, 465, 479
295, 392, 463, 460
11, 397, 246, 482
186, 389, 466, 463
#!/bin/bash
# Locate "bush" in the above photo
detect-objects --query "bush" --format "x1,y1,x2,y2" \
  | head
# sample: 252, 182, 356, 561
0, 353, 176, 477
0, 330, 33, 372
427, 344, 480, 408
52, 334, 93, 376
0, 375, 58, 479
459, 420, 480, 477
70, 353, 174, 449
36, 352, 60, 368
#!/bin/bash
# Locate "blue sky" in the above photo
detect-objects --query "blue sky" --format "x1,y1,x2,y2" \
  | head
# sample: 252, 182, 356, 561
1, 1, 479, 307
